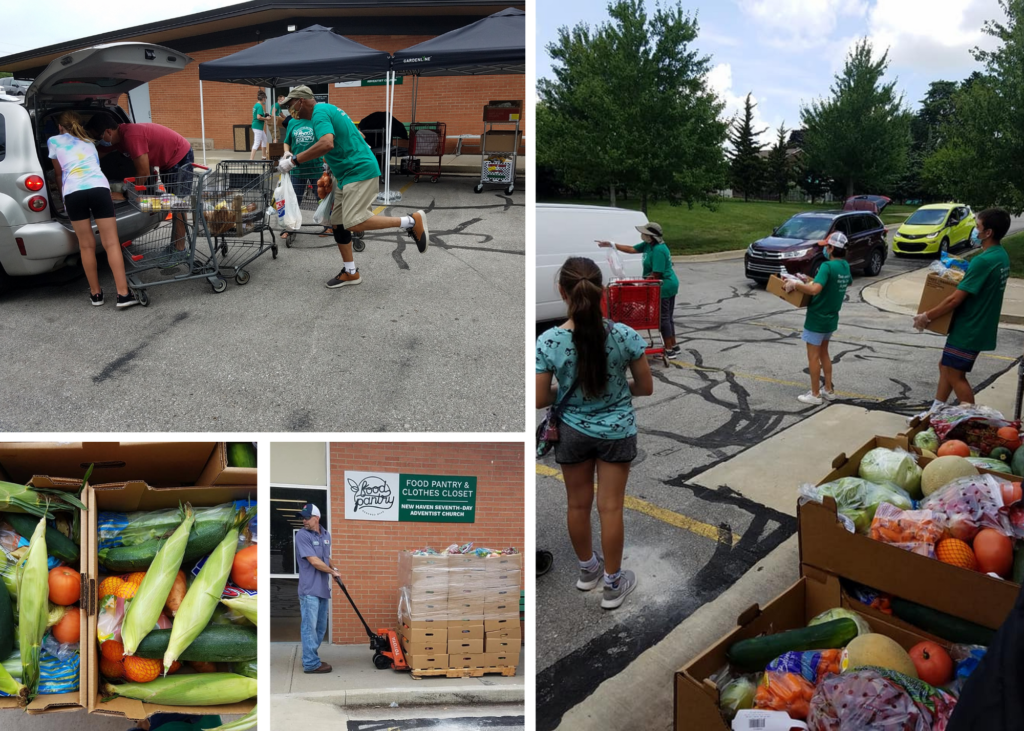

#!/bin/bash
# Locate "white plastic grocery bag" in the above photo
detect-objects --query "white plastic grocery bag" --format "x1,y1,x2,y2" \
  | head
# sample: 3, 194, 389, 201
273, 173, 303, 231
605, 243, 626, 280
313, 187, 334, 226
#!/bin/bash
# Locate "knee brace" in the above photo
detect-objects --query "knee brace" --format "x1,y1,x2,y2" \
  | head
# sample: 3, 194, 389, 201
333, 226, 352, 245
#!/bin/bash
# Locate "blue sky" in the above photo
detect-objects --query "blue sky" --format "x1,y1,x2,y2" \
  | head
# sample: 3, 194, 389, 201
538, 0, 1004, 144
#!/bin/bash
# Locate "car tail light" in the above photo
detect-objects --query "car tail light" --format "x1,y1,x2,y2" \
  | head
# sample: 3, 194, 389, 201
16, 238, 26, 256
27, 196, 47, 212
23, 175, 44, 191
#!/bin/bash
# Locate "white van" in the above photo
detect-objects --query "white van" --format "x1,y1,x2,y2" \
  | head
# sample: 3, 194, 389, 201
536, 203, 646, 322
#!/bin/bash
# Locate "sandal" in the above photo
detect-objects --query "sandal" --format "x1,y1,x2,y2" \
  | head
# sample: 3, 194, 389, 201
319, 227, 333, 237
281, 231, 291, 239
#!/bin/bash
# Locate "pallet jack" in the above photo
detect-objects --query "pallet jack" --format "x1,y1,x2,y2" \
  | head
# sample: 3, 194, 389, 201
332, 574, 408, 671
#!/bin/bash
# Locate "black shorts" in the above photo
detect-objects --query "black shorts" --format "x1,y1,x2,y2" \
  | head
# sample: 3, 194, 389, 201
64, 187, 115, 222
554, 423, 638, 465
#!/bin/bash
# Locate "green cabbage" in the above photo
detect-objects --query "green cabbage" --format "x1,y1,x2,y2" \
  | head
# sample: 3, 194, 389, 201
808, 477, 914, 534
913, 428, 939, 453
719, 675, 756, 719
859, 448, 923, 499
808, 608, 873, 637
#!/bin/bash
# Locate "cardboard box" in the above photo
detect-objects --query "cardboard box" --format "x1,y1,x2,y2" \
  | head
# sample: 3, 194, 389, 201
483, 554, 523, 573
398, 622, 448, 644
486, 588, 518, 602
674, 570, 946, 731
448, 623, 484, 640
195, 443, 257, 486
917, 272, 959, 335
86, 474, 256, 721
485, 638, 516, 653
767, 274, 811, 308
484, 599, 517, 616
400, 633, 446, 656
484, 618, 518, 633
483, 130, 520, 153
405, 654, 448, 670
448, 600, 484, 619
447, 639, 484, 654
449, 654, 486, 669
803, 434, 1018, 630
483, 652, 519, 668
486, 626, 522, 640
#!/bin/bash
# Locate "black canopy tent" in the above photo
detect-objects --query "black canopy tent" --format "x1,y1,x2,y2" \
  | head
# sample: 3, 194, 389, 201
391, 8, 526, 77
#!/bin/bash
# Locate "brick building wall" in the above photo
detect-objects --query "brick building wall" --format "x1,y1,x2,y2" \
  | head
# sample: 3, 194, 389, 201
326, 442, 524, 645
143, 35, 525, 151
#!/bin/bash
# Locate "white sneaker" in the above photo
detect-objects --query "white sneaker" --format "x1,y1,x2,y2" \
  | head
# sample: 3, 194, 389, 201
821, 389, 837, 402
798, 392, 823, 406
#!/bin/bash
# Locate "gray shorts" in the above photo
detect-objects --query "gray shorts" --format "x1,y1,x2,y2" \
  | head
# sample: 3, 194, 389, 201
554, 423, 638, 465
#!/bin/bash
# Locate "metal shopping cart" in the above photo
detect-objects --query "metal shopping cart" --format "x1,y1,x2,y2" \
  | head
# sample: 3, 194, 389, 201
402, 122, 446, 183
195, 160, 279, 285
121, 163, 224, 305
285, 170, 365, 252
604, 279, 668, 366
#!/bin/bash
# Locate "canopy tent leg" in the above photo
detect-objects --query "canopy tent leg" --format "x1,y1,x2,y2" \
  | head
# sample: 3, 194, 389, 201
199, 80, 207, 166
377, 70, 401, 205
271, 85, 277, 144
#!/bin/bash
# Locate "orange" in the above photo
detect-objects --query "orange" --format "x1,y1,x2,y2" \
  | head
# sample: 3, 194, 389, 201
937, 440, 971, 458
115, 578, 142, 600
123, 656, 162, 683
100, 640, 125, 662
167, 660, 182, 675
126, 572, 147, 585
936, 538, 978, 571
99, 658, 124, 679
97, 576, 125, 598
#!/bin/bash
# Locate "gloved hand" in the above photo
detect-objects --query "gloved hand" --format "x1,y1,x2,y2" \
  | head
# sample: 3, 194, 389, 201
277, 152, 296, 174
913, 313, 931, 331
783, 279, 798, 293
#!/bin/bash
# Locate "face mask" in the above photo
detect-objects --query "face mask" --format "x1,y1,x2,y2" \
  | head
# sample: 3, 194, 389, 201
971, 228, 984, 244
96, 138, 112, 147
822, 248, 831, 260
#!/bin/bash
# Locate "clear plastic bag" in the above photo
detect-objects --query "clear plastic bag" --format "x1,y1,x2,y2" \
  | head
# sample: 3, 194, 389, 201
97, 502, 245, 550
929, 258, 966, 282
42, 630, 77, 664
605, 244, 626, 280
800, 478, 915, 535
711, 665, 758, 721
313, 187, 334, 226
766, 650, 843, 684
755, 671, 816, 720
37, 647, 79, 695
920, 473, 1013, 541
869, 502, 946, 553
858, 448, 923, 498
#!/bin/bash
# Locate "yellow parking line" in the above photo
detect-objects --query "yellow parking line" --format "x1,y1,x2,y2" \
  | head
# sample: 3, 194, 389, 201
667, 358, 884, 402
371, 181, 416, 215
748, 321, 1015, 362
535, 464, 740, 546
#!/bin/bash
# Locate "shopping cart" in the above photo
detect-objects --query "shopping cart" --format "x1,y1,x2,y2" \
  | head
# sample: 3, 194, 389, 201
120, 163, 225, 305
604, 279, 668, 366
195, 160, 279, 285
402, 122, 446, 183
285, 170, 365, 252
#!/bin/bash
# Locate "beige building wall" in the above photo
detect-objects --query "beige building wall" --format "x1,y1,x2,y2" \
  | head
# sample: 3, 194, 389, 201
269, 442, 327, 486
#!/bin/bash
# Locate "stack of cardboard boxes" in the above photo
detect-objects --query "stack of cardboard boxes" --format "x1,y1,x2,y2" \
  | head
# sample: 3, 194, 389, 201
398, 551, 522, 673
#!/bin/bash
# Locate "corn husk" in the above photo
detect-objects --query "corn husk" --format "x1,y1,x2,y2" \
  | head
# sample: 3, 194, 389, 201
122, 504, 195, 656
207, 704, 257, 731
46, 602, 66, 628
0, 482, 69, 518
0, 657, 26, 705
163, 509, 246, 674
101, 673, 256, 705
220, 594, 256, 625
17, 515, 48, 700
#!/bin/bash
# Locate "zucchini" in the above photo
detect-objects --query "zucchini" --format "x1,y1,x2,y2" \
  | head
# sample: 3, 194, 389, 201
227, 443, 256, 469
98, 519, 230, 572
1014, 543, 1024, 585
727, 618, 859, 671
891, 598, 995, 646
0, 579, 12, 661
2, 512, 79, 564
1012, 446, 1024, 477
231, 659, 257, 679
134, 625, 257, 662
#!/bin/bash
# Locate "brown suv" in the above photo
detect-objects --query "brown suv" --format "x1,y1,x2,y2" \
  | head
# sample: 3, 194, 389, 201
745, 210, 888, 283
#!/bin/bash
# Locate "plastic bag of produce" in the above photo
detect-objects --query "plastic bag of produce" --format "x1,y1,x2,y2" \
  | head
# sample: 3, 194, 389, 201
929, 405, 1019, 456
914, 428, 940, 454
765, 650, 843, 684
755, 671, 816, 720
807, 608, 872, 637
807, 667, 956, 730
968, 457, 1015, 473
712, 667, 758, 721
858, 448, 923, 498
0, 546, 18, 603
605, 244, 627, 280
97, 594, 171, 644
920, 474, 1013, 541
36, 647, 79, 695
800, 478, 914, 535
97, 501, 253, 550
869, 503, 946, 553
312, 187, 333, 226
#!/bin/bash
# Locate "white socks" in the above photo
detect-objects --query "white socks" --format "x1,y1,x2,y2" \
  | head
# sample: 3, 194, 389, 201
604, 570, 622, 588
579, 553, 600, 572
400, 215, 415, 229
343, 261, 356, 274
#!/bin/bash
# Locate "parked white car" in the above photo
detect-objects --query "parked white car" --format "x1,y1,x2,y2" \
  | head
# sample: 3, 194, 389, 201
536, 203, 646, 322
0, 43, 190, 290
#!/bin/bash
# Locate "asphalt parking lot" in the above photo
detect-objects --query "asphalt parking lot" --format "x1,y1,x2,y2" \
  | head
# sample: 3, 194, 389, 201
0, 176, 524, 431
535, 247, 1024, 730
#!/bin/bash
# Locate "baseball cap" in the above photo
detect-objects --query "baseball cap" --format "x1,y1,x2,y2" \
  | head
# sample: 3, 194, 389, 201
299, 503, 321, 519
635, 222, 664, 242
283, 85, 316, 106
822, 232, 848, 249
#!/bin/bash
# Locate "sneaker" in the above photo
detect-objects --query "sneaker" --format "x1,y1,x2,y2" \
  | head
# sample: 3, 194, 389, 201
576, 552, 604, 591
601, 569, 637, 610
327, 269, 361, 288
821, 389, 837, 402
664, 346, 680, 358
408, 210, 429, 252
90, 291, 104, 306
797, 392, 823, 406
115, 292, 140, 309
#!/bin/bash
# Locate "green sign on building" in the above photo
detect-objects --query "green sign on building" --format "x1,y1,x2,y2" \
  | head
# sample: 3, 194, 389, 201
399, 474, 477, 523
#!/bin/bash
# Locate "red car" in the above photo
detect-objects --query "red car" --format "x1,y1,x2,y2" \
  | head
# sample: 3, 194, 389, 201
745, 209, 889, 283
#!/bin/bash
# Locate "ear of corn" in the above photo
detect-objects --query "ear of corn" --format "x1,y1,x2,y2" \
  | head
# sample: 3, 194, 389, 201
17, 515, 48, 700
206, 704, 257, 731
220, 594, 257, 625
0, 483, 66, 518
0, 655, 27, 705
163, 509, 246, 674
101, 672, 256, 705
122, 504, 195, 656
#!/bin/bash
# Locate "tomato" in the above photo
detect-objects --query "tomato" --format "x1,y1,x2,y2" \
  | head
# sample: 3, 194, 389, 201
909, 642, 953, 687
48, 566, 81, 606
974, 528, 1014, 577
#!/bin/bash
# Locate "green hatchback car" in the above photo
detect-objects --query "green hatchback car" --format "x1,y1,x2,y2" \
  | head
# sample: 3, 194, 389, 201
892, 203, 975, 256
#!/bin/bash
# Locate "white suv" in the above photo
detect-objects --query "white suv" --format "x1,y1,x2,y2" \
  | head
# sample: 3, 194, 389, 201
0, 43, 192, 290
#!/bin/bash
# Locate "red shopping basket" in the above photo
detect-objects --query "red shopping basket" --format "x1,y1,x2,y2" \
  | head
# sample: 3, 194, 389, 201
603, 279, 668, 364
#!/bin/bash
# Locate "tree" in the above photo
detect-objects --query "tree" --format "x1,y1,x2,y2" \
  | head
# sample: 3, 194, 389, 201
800, 39, 912, 198
765, 123, 793, 202
794, 159, 830, 204
537, 0, 728, 213
727, 93, 767, 201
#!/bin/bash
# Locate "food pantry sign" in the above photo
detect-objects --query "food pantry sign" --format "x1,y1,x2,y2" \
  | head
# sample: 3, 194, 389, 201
345, 471, 477, 523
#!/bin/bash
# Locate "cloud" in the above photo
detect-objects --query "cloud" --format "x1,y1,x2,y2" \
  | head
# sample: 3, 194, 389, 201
707, 62, 778, 145
736, 0, 869, 48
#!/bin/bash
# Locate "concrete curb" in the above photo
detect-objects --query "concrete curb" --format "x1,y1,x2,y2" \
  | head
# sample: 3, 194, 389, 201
274, 684, 525, 707
672, 250, 746, 262
862, 269, 1024, 326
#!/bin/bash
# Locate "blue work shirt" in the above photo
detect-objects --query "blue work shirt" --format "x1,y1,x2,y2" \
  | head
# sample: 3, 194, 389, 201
295, 525, 332, 599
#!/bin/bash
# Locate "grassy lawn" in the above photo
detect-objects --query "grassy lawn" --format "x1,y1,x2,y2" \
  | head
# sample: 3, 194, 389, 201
1003, 231, 1024, 278
540, 198, 917, 255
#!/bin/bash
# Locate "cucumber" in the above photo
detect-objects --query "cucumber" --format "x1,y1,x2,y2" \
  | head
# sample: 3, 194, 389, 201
3, 512, 79, 564
727, 618, 859, 671
98, 519, 230, 571
891, 598, 995, 646
227, 443, 257, 469
232, 659, 257, 679
1012, 446, 1024, 477
0, 579, 12, 661
1014, 543, 1024, 585
134, 625, 257, 662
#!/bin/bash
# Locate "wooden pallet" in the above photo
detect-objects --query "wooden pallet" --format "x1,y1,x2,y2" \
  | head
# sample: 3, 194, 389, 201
410, 665, 518, 680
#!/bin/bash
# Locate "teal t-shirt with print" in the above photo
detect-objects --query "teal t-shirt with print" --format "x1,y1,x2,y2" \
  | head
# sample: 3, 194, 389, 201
948, 244, 1011, 352
252, 102, 265, 131
310, 103, 380, 187
633, 240, 679, 299
284, 120, 325, 179
535, 321, 648, 439
804, 259, 852, 334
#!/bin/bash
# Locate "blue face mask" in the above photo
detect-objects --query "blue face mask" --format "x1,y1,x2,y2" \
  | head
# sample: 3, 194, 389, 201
822, 247, 831, 260
96, 138, 111, 147
971, 228, 983, 244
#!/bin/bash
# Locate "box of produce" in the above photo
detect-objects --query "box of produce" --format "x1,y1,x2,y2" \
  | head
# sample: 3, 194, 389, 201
799, 430, 1023, 631
917, 271, 959, 335
86, 476, 256, 721
0, 464, 90, 714
196, 443, 257, 486
675, 569, 962, 730
767, 275, 812, 308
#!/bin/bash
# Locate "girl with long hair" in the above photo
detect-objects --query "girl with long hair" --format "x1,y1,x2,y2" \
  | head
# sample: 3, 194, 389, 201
536, 257, 653, 609
48, 111, 137, 307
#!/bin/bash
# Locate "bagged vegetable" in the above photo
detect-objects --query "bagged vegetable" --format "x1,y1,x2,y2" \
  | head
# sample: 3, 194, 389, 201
858, 448, 923, 499
807, 667, 956, 730
755, 671, 816, 720
929, 405, 1019, 456
312, 187, 333, 226
220, 593, 256, 625
967, 457, 1014, 473
765, 650, 843, 684
807, 608, 872, 637
800, 478, 914, 535
712, 666, 758, 721
913, 428, 940, 454
274, 172, 302, 231
97, 593, 172, 645
37, 647, 78, 695
869, 503, 946, 554
920, 474, 1013, 541
97, 501, 249, 550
